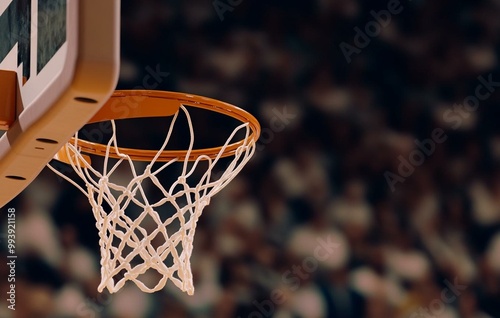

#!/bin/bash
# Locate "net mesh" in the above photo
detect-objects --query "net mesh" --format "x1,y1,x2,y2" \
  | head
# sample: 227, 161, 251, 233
48, 105, 256, 294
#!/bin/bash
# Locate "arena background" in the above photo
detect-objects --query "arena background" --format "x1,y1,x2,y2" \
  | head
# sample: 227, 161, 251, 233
2, 0, 500, 317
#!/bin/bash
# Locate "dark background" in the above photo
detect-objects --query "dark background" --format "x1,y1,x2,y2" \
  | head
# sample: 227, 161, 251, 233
2, 0, 500, 317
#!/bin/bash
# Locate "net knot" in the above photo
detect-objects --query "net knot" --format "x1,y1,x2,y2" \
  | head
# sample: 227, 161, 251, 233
150, 253, 162, 265
177, 176, 187, 184
99, 176, 109, 186
138, 239, 149, 252
199, 197, 210, 207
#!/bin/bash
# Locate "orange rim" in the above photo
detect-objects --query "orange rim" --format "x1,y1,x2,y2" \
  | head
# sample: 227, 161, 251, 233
59, 90, 261, 162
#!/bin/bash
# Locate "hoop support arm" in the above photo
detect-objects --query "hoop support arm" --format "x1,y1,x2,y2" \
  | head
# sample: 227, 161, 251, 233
0, 70, 18, 131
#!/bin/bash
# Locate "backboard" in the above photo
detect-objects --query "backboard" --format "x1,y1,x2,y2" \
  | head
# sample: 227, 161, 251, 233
0, 0, 120, 207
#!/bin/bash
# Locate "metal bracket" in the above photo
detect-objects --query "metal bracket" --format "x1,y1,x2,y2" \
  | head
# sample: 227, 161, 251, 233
0, 70, 17, 131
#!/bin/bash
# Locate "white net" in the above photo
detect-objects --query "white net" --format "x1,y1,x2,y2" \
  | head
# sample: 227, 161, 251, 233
48, 105, 256, 294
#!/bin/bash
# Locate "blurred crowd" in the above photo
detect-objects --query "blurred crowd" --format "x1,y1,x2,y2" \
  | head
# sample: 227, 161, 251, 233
2, 0, 500, 317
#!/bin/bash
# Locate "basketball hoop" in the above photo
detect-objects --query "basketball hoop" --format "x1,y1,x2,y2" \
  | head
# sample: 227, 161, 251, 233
49, 90, 260, 294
